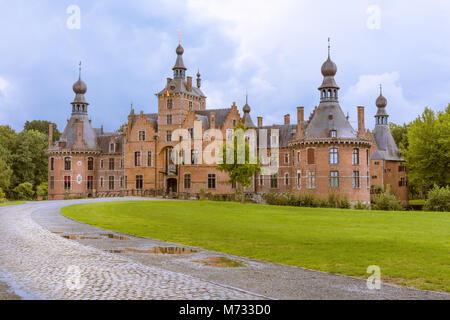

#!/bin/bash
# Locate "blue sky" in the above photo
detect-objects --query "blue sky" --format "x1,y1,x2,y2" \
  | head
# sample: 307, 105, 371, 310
0, 0, 449, 133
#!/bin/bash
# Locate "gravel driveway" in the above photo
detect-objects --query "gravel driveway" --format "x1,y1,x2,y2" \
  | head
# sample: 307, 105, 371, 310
0, 198, 448, 300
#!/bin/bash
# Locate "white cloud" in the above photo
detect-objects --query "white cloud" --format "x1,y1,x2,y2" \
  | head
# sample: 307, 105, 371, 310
341, 72, 421, 126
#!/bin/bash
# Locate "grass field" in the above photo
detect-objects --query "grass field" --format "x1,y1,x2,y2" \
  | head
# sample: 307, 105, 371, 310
0, 202, 25, 207
61, 201, 450, 292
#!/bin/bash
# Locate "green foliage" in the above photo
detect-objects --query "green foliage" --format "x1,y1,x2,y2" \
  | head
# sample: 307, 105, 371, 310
424, 185, 450, 212
389, 122, 410, 152
0, 187, 6, 202
372, 190, 404, 211
217, 123, 260, 202
12, 182, 35, 200
36, 182, 48, 200
264, 192, 351, 209
11, 129, 48, 188
24, 120, 61, 142
0, 155, 12, 192
354, 201, 370, 210
405, 106, 450, 191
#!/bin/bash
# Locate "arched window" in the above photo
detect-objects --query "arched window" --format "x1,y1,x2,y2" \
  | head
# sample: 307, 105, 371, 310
64, 157, 72, 171
88, 157, 94, 171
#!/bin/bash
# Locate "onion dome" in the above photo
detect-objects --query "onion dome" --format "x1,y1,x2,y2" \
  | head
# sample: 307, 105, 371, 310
176, 44, 184, 55
321, 56, 337, 77
376, 93, 387, 109
73, 77, 87, 95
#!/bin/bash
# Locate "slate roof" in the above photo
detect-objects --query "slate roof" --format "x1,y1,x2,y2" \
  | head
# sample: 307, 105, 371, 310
52, 114, 99, 151
157, 79, 206, 99
371, 126, 404, 161
195, 108, 231, 129
257, 124, 297, 148
96, 134, 123, 154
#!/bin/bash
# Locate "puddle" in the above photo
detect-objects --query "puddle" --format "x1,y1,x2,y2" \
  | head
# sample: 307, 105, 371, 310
104, 247, 198, 255
193, 256, 247, 268
61, 235, 101, 240
101, 234, 131, 241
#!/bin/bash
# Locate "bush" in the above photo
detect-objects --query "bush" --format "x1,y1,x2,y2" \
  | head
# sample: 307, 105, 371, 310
354, 200, 370, 210
372, 190, 404, 211
0, 187, 6, 203
36, 182, 48, 200
339, 195, 351, 209
12, 182, 35, 200
424, 185, 450, 212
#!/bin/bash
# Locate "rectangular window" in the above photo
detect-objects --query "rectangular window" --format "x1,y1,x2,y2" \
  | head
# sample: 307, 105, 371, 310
167, 99, 173, 109
270, 174, 278, 189
50, 176, 55, 190
307, 148, 315, 165
119, 176, 123, 188
120, 159, 123, 169
147, 151, 153, 167
366, 149, 370, 166
352, 171, 360, 188
367, 171, 370, 189
125, 176, 128, 189
166, 130, 172, 142
207, 174, 216, 189
134, 151, 141, 167
399, 177, 407, 187
138, 130, 146, 141
259, 175, 264, 186
284, 173, 289, 186
184, 174, 191, 189
88, 157, 94, 171
64, 176, 71, 190
100, 177, 104, 188
167, 115, 172, 125
65, 157, 72, 171
136, 175, 143, 190
297, 151, 301, 164
329, 148, 338, 164
109, 143, 115, 153
226, 129, 234, 141
109, 176, 115, 190
191, 149, 198, 165
109, 158, 115, 170
330, 171, 339, 188
352, 148, 360, 165
306, 171, 316, 189
87, 176, 93, 190
297, 171, 301, 189
284, 153, 289, 164
50, 158, 54, 171
100, 159, 104, 169
188, 128, 194, 139
231, 180, 236, 189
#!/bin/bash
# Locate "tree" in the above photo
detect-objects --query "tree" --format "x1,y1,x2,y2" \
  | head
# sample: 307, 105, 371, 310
389, 122, 409, 152
0, 155, 12, 193
406, 105, 450, 192
11, 130, 48, 188
36, 182, 48, 200
24, 120, 61, 142
218, 123, 260, 203
0, 126, 17, 167
12, 182, 35, 200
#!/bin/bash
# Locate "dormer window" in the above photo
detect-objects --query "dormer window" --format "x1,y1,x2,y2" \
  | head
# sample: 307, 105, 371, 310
330, 130, 337, 138
109, 143, 115, 153
138, 131, 146, 141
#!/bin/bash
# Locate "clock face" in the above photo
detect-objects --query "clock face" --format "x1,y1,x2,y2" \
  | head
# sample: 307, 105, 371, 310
77, 161, 82, 167
169, 82, 177, 91
76, 174, 82, 185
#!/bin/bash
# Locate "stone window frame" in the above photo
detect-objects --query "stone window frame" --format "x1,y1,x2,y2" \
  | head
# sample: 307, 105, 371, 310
87, 157, 94, 171
136, 175, 144, 190
108, 176, 115, 191
87, 176, 94, 190
50, 157, 55, 171
64, 157, 72, 171
306, 170, 316, 189
297, 151, 301, 164
367, 171, 370, 189
166, 130, 172, 142
306, 148, 315, 165
329, 170, 339, 188
184, 173, 192, 190
109, 158, 115, 171
134, 151, 142, 167
138, 130, 146, 142
329, 147, 339, 165
100, 177, 104, 188
259, 174, 264, 186
207, 174, 216, 190
270, 174, 278, 189
352, 170, 361, 189
352, 148, 360, 166
64, 175, 72, 190
284, 153, 290, 164
167, 98, 173, 110
100, 159, 104, 169
297, 170, 301, 190
284, 172, 289, 186
167, 114, 173, 125
147, 151, 153, 167
109, 143, 116, 153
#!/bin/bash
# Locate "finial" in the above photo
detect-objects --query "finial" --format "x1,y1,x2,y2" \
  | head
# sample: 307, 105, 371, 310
78, 61, 82, 79
246, 90, 248, 105
379, 84, 383, 95
177, 28, 181, 44
328, 37, 331, 58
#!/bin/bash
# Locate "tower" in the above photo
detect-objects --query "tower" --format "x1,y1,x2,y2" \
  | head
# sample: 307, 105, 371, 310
71, 62, 89, 115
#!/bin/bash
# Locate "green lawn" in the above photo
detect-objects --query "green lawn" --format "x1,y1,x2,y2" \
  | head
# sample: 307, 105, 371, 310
61, 201, 450, 292
0, 202, 25, 207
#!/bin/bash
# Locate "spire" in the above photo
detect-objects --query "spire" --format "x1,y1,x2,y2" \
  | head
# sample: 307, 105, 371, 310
319, 38, 339, 102
71, 62, 88, 114
173, 34, 187, 79
375, 85, 388, 125
196, 69, 201, 88
243, 90, 250, 114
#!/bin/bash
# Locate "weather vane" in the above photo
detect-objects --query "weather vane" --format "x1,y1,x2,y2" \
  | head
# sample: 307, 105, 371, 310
177, 28, 181, 44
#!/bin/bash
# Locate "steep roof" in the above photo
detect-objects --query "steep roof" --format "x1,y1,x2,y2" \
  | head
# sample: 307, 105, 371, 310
371, 126, 404, 161
195, 108, 231, 129
53, 114, 99, 151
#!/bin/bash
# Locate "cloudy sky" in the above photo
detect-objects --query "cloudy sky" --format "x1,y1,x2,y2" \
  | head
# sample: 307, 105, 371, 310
0, 0, 449, 133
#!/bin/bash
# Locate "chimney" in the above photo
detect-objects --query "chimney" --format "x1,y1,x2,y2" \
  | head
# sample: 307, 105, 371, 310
73, 120, 85, 148
101, 125, 104, 135
296, 107, 305, 138
187, 76, 192, 92
210, 111, 216, 129
284, 114, 290, 125
258, 117, 263, 127
357, 106, 365, 137
48, 123, 54, 148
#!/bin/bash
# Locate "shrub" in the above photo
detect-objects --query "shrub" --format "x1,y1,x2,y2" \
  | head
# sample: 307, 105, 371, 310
354, 200, 370, 210
372, 190, 404, 211
12, 182, 35, 200
0, 187, 6, 203
327, 193, 339, 208
339, 195, 351, 209
424, 185, 450, 212
36, 182, 48, 200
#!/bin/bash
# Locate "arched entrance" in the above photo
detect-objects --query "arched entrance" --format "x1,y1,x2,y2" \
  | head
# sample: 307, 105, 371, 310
167, 178, 177, 193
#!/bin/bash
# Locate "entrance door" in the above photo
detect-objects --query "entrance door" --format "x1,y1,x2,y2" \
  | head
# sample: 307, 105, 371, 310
167, 178, 177, 193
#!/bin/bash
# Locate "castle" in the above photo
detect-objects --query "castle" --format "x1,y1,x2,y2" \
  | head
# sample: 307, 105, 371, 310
47, 41, 408, 203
